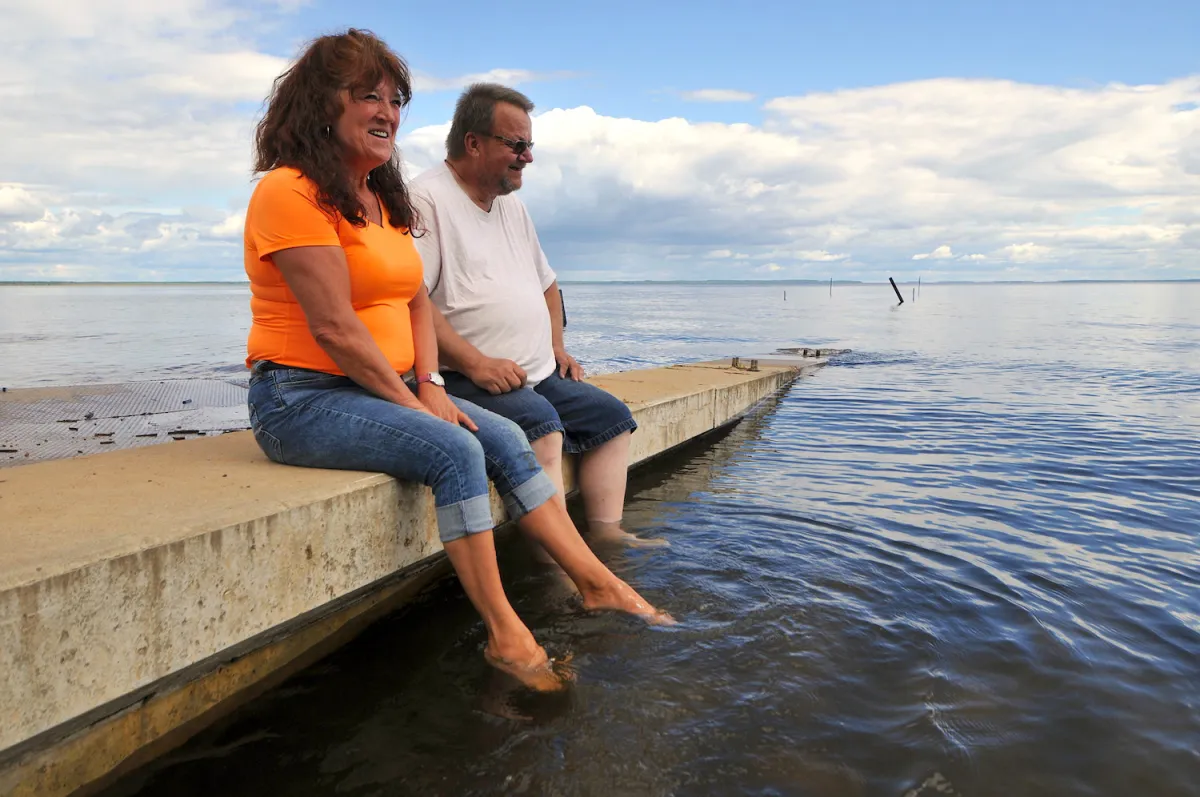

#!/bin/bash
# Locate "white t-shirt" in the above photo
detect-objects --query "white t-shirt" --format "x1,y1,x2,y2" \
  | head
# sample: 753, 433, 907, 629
410, 162, 558, 385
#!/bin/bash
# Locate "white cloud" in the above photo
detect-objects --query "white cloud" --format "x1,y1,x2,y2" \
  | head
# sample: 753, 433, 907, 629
912, 245, 956, 260
210, 211, 246, 240
140, 51, 290, 100
960, 253, 988, 261
792, 250, 850, 262
998, 243, 1055, 263
680, 89, 756, 103
414, 69, 572, 93
755, 263, 783, 273
0, 184, 43, 221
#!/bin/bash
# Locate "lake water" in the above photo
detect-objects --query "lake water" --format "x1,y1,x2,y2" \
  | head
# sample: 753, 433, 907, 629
4, 282, 1199, 796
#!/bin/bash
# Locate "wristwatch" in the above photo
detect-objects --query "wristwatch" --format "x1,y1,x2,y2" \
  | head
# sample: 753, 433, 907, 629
416, 372, 446, 387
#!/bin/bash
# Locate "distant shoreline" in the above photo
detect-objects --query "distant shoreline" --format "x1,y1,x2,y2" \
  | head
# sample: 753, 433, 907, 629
1, 278, 1198, 287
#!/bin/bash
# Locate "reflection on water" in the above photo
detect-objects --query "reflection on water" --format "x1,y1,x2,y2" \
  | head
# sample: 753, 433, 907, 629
8, 282, 1198, 795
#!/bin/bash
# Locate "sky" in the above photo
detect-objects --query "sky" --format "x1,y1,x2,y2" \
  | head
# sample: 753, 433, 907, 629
1, 0, 1198, 282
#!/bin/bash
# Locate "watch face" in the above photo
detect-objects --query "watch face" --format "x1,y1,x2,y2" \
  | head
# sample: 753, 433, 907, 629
427, 372, 446, 387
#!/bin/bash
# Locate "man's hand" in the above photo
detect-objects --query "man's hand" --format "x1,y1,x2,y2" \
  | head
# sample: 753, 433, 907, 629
554, 347, 584, 381
466, 356, 527, 395
417, 383, 479, 431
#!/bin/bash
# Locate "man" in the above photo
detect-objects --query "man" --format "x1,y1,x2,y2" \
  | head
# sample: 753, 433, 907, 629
410, 83, 662, 547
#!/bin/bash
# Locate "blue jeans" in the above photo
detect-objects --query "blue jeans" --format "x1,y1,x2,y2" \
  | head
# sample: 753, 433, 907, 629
247, 363, 558, 543
441, 370, 637, 455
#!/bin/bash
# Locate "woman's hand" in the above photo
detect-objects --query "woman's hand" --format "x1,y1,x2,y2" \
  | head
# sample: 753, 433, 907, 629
418, 383, 479, 431
397, 395, 436, 417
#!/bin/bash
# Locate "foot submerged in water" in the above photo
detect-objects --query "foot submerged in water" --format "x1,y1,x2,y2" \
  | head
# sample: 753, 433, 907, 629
587, 521, 670, 549
580, 578, 676, 625
483, 644, 570, 692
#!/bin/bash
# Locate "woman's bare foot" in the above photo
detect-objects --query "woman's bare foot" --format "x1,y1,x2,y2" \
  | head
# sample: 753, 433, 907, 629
587, 521, 670, 549
580, 577, 676, 625
484, 643, 567, 692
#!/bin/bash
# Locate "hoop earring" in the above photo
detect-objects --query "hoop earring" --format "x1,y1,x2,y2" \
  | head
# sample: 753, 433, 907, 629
322, 125, 332, 138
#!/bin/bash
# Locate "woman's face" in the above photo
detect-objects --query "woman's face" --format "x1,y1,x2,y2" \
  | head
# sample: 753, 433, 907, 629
334, 79, 402, 175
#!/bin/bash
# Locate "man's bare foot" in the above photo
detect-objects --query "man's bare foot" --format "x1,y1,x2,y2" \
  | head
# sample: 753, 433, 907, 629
484, 644, 568, 692
587, 521, 670, 549
580, 578, 677, 625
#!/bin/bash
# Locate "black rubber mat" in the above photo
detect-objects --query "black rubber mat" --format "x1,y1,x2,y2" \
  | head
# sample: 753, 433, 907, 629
0, 380, 250, 467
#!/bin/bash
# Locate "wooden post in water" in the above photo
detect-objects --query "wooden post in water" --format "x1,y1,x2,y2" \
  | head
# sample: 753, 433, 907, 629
829, 277, 833, 297
889, 277, 904, 304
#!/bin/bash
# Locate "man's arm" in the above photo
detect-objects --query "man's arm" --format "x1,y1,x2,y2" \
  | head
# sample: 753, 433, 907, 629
544, 280, 583, 381
430, 303, 527, 395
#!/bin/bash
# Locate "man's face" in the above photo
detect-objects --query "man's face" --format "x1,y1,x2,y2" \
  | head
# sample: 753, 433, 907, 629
481, 102, 534, 196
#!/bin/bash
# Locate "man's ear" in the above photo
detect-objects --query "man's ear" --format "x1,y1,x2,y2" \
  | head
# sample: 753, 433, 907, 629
463, 132, 482, 158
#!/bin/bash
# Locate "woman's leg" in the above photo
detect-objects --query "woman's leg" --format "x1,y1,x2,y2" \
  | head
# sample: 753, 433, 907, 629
454, 396, 673, 624
249, 370, 564, 687
442, 532, 564, 690
516, 500, 671, 622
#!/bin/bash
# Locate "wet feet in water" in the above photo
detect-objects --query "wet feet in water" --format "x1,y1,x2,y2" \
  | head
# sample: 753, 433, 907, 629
483, 645, 570, 692
588, 521, 670, 549
479, 654, 577, 721
580, 578, 677, 625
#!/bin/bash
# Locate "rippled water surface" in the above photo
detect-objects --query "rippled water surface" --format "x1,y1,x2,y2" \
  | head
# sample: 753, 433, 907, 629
5, 282, 1198, 796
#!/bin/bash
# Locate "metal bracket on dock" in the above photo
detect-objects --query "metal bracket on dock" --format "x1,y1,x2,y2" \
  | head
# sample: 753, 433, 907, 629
729, 357, 760, 371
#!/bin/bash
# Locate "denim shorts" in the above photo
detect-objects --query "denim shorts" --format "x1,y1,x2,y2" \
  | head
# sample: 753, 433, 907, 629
440, 370, 637, 455
247, 362, 557, 543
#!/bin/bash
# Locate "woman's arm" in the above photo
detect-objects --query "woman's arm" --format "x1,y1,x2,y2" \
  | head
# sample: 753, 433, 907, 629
410, 284, 477, 429
409, 283, 441, 382
272, 245, 428, 413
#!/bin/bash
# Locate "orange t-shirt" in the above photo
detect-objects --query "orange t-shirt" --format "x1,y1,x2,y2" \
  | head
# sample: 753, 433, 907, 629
243, 167, 424, 375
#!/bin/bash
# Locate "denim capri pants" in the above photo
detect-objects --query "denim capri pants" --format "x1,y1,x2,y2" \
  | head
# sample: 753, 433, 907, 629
247, 363, 558, 543
440, 370, 637, 455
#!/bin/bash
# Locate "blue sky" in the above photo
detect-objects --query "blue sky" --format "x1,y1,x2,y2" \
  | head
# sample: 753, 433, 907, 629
1, 0, 1198, 281
273, 1, 1200, 128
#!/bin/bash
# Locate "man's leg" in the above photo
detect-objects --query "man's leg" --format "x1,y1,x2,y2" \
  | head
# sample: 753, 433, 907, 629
534, 373, 667, 547
578, 429, 635, 543
530, 431, 567, 508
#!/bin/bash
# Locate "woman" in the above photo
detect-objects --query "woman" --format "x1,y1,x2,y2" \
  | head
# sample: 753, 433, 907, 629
244, 29, 668, 690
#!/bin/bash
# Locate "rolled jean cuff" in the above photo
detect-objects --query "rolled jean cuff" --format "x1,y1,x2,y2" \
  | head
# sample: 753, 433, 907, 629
435, 494, 495, 543
525, 419, 566, 444
502, 470, 558, 521
567, 415, 638, 455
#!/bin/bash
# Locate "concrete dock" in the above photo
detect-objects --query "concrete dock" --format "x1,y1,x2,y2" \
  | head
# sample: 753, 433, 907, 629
0, 358, 824, 796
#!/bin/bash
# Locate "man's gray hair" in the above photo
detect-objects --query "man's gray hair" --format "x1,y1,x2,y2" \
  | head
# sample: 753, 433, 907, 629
445, 83, 535, 159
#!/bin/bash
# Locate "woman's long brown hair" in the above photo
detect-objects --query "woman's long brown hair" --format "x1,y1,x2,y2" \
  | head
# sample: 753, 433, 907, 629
254, 29, 418, 230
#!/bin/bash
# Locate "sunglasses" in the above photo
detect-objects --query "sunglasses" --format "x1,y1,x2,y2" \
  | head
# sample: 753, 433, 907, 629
490, 134, 534, 156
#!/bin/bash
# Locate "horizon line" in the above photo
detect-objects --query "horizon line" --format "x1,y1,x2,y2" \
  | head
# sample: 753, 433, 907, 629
2, 278, 1199, 287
